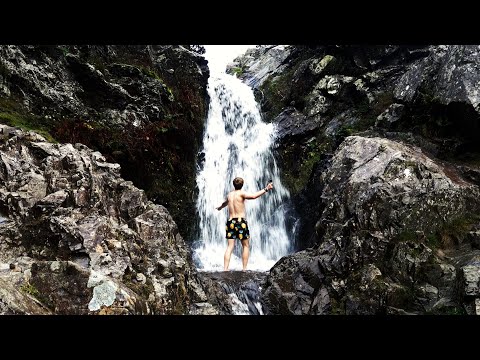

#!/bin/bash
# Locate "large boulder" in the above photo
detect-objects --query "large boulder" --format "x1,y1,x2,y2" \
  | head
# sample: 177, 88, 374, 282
0, 125, 214, 314
263, 136, 480, 314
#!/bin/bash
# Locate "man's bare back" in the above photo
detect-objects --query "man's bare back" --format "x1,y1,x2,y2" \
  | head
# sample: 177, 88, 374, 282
226, 190, 249, 219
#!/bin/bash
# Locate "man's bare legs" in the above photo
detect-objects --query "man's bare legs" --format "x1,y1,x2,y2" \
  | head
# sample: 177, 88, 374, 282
241, 239, 250, 271
224, 239, 235, 271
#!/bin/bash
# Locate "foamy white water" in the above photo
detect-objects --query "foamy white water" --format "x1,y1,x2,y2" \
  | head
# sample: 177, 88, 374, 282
193, 46, 292, 272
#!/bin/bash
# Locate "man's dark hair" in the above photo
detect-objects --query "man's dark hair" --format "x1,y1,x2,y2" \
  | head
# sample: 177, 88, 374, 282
233, 177, 244, 190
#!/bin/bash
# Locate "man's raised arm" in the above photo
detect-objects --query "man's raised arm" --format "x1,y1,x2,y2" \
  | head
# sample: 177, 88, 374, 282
242, 183, 274, 200
216, 198, 228, 210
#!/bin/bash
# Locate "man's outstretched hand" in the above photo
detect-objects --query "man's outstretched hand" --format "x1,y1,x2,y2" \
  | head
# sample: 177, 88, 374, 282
265, 182, 274, 191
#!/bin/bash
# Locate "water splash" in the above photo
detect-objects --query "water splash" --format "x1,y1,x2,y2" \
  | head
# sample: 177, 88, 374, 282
193, 71, 292, 272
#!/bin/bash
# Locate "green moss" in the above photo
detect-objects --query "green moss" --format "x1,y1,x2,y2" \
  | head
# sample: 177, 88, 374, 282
0, 111, 56, 143
279, 133, 336, 196
387, 284, 415, 308
86, 54, 107, 74
260, 64, 299, 120
140, 66, 159, 79
428, 305, 466, 315
337, 91, 393, 139
337, 125, 354, 138
329, 297, 345, 314
426, 233, 440, 248
20, 281, 55, 310
59, 46, 70, 56
0, 96, 56, 142
231, 66, 245, 77
20, 281, 41, 299
134, 66, 175, 101
281, 148, 322, 195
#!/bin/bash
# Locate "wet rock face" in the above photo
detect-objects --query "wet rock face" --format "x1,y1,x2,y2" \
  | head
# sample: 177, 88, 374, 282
318, 136, 476, 247
262, 136, 480, 314
195, 271, 267, 315
0, 45, 209, 240
0, 125, 214, 314
226, 45, 292, 90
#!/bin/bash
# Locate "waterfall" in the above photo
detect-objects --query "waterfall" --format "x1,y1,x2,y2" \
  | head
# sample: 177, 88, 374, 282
193, 49, 292, 272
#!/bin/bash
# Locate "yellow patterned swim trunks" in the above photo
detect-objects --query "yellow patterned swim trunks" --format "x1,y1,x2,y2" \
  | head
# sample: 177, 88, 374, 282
225, 217, 250, 241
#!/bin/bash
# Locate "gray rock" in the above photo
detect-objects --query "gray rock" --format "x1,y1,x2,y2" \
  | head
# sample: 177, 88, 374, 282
136, 273, 146, 284
226, 45, 292, 89
0, 125, 209, 314
394, 57, 430, 102
0, 277, 50, 314
309, 55, 337, 76
375, 103, 405, 127
461, 259, 480, 297
263, 136, 479, 314
273, 107, 320, 142
466, 231, 480, 249
393, 45, 480, 115
197, 271, 267, 315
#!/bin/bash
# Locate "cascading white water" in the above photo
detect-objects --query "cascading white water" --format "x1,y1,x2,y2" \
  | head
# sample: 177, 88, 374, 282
193, 48, 292, 272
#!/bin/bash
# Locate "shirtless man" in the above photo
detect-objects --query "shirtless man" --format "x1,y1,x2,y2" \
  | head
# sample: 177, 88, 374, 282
216, 177, 273, 271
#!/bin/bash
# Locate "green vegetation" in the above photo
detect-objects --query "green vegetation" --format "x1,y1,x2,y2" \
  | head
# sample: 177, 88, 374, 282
329, 297, 345, 314
260, 64, 299, 120
337, 125, 354, 138
231, 66, 246, 77
59, 46, 70, 56
428, 305, 466, 315
336, 91, 394, 140
372, 91, 395, 116
86, 54, 107, 74
0, 112, 54, 142
135, 65, 175, 101
337, 117, 377, 139
0, 97, 56, 142
280, 137, 329, 195
21, 280, 54, 310
20, 281, 41, 299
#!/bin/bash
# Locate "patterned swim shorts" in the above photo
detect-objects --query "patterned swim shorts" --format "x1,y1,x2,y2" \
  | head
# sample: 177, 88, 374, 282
225, 217, 250, 241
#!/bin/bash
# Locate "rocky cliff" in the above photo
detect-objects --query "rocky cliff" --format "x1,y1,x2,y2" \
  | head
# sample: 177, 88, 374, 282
0, 125, 218, 314
0, 45, 209, 240
231, 45, 480, 314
